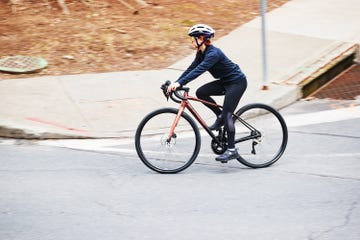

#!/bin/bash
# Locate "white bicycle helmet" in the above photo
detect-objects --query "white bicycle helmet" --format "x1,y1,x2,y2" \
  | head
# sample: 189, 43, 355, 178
188, 24, 215, 38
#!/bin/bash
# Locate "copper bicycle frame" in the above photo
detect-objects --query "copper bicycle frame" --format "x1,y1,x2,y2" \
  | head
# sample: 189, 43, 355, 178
166, 90, 260, 145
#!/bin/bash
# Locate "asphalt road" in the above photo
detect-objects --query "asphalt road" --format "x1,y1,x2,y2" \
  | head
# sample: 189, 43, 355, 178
1, 96, 359, 240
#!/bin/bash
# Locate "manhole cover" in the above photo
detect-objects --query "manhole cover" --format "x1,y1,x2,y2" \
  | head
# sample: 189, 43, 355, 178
0, 56, 48, 73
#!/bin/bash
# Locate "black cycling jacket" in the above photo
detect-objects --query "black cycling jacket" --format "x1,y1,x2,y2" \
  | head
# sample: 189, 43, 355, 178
176, 45, 246, 86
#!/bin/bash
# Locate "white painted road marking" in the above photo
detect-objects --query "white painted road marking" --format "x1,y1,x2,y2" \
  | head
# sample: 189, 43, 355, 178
285, 105, 360, 127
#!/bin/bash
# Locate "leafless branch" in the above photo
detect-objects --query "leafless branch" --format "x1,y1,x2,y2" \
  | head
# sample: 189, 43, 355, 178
9, 0, 19, 13
117, 0, 139, 14
57, 0, 70, 14
80, 0, 109, 8
134, 0, 148, 7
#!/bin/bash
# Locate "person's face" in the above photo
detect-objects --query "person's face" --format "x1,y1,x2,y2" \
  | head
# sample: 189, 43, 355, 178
191, 36, 204, 49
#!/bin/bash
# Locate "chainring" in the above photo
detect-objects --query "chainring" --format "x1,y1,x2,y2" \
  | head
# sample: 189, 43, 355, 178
211, 136, 227, 155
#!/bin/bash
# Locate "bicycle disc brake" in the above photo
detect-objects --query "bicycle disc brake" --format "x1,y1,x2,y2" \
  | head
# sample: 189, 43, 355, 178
161, 133, 177, 147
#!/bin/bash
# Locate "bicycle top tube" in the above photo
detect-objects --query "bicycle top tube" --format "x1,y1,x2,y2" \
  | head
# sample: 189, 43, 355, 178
167, 86, 223, 111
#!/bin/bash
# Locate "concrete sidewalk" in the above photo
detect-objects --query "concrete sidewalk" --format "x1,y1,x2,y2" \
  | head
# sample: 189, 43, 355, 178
0, 0, 359, 139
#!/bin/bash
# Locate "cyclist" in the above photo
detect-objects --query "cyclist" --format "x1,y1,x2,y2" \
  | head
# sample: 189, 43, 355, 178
167, 24, 247, 162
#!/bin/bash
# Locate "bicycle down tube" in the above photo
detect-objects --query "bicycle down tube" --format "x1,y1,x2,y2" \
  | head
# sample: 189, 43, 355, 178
169, 91, 222, 145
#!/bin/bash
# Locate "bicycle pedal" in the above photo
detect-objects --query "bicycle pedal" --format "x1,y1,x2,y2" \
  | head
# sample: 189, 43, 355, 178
220, 160, 228, 164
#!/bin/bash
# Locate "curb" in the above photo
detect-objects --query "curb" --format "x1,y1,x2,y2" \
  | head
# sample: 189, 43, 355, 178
0, 125, 92, 140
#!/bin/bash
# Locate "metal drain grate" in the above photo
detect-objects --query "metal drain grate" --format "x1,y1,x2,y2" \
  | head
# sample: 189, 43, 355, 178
0, 56, 48, 73
312, 64, 360, 100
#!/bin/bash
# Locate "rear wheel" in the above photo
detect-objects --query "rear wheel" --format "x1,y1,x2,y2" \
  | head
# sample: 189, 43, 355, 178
135, 108, 201, 173
234, 103, 288, 168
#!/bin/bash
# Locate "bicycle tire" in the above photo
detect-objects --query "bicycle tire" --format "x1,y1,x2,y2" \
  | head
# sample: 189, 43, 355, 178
234, 103, 288, 168
135, 108, 201, 174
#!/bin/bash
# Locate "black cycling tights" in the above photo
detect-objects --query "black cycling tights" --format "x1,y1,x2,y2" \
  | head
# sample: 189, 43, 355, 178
196, 79, 247, 149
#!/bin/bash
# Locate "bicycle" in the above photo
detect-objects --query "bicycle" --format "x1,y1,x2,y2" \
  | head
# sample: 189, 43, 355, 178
135, 81, 288, 174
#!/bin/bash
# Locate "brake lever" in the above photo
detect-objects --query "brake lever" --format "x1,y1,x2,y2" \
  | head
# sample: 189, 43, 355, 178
160, 80, 171, 101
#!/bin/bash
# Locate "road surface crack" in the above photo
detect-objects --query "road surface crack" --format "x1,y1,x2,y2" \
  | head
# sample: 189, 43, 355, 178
307, 197, 359, 240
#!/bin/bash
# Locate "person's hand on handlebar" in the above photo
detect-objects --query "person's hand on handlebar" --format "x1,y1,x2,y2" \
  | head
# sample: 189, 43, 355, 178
167, 82, 181, 93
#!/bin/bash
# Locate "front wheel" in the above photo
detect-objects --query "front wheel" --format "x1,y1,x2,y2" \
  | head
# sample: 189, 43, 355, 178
135, 108, 201, 174
234, 103, 288, 168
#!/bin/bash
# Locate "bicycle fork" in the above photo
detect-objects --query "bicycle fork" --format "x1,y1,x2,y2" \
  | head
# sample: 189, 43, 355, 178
166, 101, 186, 143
